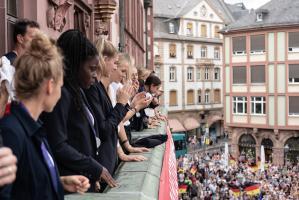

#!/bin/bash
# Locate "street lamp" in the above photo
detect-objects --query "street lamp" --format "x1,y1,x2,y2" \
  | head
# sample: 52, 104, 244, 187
284, 144, 289, 165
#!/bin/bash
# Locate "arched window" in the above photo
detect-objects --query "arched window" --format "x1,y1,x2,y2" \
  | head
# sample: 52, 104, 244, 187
214, 47, 220, 59
169, 22, 175, 33
187, 90, 194, 105
214, 89, 221, 103
187, 45, 193, 59
198, 90, 202, 103
205, 89, 210, 103
201, 24, 207, 37
187, 67, 193, 81
169, 66, 176, 81
201, 46, 207, 58
169, 43, 176, 58
205, 67, 209, 80
169, 90, 177, 106
214, 67, 220, 80
239, 134, 256, 159
214, 25, 220, 38
187, 22, 193, 35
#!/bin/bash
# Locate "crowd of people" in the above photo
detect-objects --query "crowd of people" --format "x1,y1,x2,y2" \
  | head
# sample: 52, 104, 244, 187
177, 151, 299, 200
0, 19, 167, 199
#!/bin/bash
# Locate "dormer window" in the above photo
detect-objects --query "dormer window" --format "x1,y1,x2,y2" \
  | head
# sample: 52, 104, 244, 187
169, 22, 175, 34
256, 13, 263, 22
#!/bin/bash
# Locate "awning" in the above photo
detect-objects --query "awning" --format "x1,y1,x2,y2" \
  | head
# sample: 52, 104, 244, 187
168, 119, 186, 133
183, 118, 200, 131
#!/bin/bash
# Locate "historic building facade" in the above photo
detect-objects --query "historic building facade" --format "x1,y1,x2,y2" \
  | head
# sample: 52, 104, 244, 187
222, 0, 299, 165
0, 0, 154, 69
153, 0, 235, 139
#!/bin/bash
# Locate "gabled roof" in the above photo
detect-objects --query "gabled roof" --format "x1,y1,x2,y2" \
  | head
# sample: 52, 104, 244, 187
153, 0, 234, 23
222, 0, 299, 33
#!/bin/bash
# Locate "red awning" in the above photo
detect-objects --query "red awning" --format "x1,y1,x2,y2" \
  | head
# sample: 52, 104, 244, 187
168, 119, 186, 132
183, 118, 200, 131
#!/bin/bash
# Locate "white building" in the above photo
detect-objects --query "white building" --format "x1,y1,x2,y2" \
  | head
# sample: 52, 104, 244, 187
154, 0, 237, 138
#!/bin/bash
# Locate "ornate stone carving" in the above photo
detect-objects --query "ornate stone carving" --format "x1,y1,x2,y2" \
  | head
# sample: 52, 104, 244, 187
47, 0, 73, 32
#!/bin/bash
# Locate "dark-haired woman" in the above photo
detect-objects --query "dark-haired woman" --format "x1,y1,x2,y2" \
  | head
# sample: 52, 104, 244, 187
0, 32, 90, 200
41, 30, 117, 192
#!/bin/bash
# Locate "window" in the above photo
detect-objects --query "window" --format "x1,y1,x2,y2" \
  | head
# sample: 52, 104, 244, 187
289, 32, 299, 52
233, 97, 247, 114
205, 67, 209, 80
201, 46, 207, 58
196, 67, 201, 81
169, 66, 176, 81
250, 35, 265, 54
169, 90, 177, 106
251, 65, 265, 83
214, 47, 220, 59
233, 66, 246, 84
6, 0, 18, 52
214, 89, 221, 103
155, 65, 161, 78
214, 26, 220, 38
289, 96, 299, 115
187, 45, 193, 59
187, 90, 194, 105
205, 90, 210, 103
187, 22, 193, 35
169, 43, 176, 58
256, 13, 263, 22
187, 67, 193, 81
201, 24, 207, 37
251, 97, 266, 115
289, 64, 299, 83
198, 90, 202, 103
232, 36, 246, 55
214, 68, 220, 80
169, 22, 175, 33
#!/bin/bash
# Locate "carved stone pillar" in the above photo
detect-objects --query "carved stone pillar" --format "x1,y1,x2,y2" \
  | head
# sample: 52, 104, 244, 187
94, 0, 116, 39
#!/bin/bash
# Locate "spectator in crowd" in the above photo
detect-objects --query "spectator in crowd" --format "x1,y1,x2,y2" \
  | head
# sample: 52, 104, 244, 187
41, 30, 116, 192
0, 19, 39, 117
0, 32, 90, 200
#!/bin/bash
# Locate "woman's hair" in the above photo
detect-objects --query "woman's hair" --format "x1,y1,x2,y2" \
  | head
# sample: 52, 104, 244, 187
57, 29, 98, 110
14, 31, 63, 100
118, 53, 133, 81
94, 36, 118, 77
137, 67, 151, 81
145, 75, 161, 87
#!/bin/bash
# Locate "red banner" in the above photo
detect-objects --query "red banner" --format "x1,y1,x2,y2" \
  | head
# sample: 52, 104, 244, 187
158, 126, 178, 200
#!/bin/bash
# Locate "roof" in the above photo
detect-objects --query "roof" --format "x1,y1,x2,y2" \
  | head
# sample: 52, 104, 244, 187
153, 0, 234, 23
225, 3, 248, 20
222, 0, 299, 33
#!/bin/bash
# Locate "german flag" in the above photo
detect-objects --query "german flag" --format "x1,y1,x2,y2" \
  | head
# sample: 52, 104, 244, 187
249, 164, 259, 172
179, 184, 188, 194
244, 184, 260, 196
229, 155, 236, 165
230, 188, 240, 197
190, 166, 197, 175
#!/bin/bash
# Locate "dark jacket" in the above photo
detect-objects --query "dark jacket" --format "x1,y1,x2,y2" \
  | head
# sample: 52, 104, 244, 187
0, 102, 64, 200
41, 86, 103, 190
84, 81, 128, 174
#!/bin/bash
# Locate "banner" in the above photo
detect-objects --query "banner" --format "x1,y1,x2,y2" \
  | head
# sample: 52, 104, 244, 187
158, 126, 178, 200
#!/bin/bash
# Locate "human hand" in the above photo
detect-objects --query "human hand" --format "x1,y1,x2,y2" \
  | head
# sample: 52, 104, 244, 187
120, 154, 147, 162
99, 167, 118, 188
131, 92, 152, 111
0, 147, 17, 187
127, 145, 150, 153
116, 84, 134, 105
60, 175, 90, 194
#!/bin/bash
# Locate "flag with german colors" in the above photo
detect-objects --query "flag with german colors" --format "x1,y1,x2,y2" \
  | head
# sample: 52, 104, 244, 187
244, 183, 260, 196
179, 184, 188, 194
230, 188, 240, 197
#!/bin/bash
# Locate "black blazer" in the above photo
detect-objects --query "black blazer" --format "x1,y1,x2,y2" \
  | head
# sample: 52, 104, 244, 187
0, 102, 64, 200
41, 86, 103, 189
84, 81, 128, 174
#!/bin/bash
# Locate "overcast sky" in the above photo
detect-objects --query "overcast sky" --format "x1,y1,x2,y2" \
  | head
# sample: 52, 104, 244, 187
224, 0, 271, 9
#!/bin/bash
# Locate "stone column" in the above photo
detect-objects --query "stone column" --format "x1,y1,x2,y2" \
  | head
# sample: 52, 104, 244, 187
272, 147, 284, 166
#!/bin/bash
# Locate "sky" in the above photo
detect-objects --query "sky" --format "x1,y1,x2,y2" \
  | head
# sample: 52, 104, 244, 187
224, 0, 271, 9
